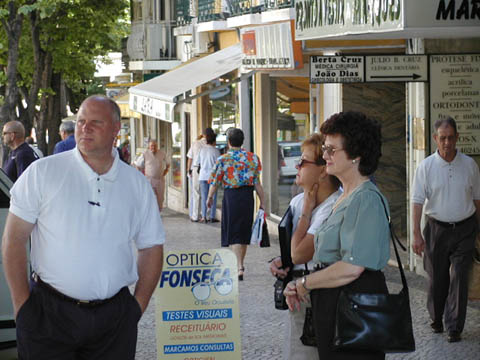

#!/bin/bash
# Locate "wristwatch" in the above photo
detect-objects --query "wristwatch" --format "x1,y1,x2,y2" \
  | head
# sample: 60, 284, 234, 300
301, 276, 311, 292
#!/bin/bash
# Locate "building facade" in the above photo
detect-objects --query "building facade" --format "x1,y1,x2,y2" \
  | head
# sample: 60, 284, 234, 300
127, 0, 480, 271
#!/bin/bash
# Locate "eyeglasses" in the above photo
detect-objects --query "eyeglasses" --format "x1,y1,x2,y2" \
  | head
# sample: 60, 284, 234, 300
191, 277, 233, 301
322, 144, 343, 156
295, 158, 320, 169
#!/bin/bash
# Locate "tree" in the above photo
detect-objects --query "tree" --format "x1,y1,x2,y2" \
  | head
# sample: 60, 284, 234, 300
0, 0, 129, 155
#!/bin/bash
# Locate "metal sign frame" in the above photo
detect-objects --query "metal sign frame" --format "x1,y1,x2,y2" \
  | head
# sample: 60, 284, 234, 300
309, 54, 430, 84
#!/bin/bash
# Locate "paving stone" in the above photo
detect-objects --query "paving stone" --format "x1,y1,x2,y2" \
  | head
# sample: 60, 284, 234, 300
135, 209, 480, 360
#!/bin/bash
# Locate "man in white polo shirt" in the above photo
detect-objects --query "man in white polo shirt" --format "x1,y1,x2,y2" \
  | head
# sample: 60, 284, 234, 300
2, 95, 165, 359
187, 131, 207, 222
412, 116, 480, 343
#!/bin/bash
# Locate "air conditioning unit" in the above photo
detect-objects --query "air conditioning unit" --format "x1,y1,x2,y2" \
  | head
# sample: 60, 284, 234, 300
191, 24, 209, 55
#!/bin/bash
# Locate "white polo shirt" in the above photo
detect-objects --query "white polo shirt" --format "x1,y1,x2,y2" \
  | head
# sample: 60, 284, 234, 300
411, 150, 480, 222
289, 190, 341, 271
10, 147, 165, 300
194, 145, 220, 181
187, 138, 207, 169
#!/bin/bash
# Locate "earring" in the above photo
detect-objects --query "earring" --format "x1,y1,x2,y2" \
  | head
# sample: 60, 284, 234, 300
352, 159, 356, 164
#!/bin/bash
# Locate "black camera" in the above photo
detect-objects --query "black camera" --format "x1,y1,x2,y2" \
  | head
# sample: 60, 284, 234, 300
274, 277, 290, 310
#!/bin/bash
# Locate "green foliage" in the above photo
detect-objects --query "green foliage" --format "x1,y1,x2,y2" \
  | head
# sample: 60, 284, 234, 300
1, 0, 129, 108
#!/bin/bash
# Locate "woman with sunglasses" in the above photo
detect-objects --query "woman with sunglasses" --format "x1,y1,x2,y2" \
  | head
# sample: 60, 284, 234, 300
270, 133, 341, 360
284, 111, 391, 359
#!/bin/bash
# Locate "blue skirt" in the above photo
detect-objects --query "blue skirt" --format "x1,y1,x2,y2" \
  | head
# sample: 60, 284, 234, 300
221, 186, 254, 247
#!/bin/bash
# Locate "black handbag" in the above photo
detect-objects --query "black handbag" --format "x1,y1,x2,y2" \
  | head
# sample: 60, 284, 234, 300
333, 195, 416, 353
300, 307, 317, 347
260, 220, 270, 248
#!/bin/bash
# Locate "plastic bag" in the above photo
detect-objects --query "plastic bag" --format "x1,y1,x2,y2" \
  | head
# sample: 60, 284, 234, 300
250, 209, 265, 245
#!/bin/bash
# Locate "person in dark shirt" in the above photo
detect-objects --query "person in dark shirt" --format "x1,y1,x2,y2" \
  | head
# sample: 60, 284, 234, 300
2, 121, 39, 182
53, 120, 76, 154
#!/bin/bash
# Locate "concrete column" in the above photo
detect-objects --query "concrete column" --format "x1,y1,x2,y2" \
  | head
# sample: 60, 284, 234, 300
407, 38, 428, 274
323, 83, 342, 121
239, 77, 252, 152
322, 51, 342, 122
181, 106, 188, 207
254, 73, 276, 214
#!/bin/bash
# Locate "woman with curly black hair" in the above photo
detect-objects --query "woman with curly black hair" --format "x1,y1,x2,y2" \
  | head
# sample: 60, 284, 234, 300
285, 111, 391, 359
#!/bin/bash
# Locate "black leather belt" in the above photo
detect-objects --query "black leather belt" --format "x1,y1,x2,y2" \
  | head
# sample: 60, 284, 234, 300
431, 214, 475, 229
32, 273, 123, 307
291, 269, 310, 278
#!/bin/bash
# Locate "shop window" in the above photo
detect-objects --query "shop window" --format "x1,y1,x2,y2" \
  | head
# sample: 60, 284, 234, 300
273, 77, 309, 217
170, 110, 182, 190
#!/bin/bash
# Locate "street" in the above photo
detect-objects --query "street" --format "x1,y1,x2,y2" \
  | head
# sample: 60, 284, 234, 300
136, 209, 480, 360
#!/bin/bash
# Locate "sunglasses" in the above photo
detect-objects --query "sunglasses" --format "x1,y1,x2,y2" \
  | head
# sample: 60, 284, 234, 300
322, 144, 344, 156
295, 158, 324, 169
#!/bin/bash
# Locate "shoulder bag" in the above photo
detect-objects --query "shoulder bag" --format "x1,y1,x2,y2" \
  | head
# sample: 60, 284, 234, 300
333, 195, 416, 353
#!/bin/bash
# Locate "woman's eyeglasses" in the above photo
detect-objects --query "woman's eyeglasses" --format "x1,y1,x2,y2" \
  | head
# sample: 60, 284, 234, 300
322, 144, 343, 156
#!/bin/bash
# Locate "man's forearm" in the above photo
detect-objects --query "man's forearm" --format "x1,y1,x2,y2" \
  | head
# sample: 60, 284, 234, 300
2, 213, 35, 317
412, 203, 423, 235
134, 245, 164, 313
2, 237, 30, 316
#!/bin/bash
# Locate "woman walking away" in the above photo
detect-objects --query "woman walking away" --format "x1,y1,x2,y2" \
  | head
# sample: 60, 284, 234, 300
285, 111, 390, 359
207, 128, 265, 280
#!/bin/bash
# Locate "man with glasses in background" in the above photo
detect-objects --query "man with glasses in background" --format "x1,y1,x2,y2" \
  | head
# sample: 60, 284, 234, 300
2, 120, 39, 182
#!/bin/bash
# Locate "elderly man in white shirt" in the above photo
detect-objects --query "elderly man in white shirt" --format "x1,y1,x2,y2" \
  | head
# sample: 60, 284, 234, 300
2, 95, 165, 359
412, 116, 480, 344
187, 132, 207, 221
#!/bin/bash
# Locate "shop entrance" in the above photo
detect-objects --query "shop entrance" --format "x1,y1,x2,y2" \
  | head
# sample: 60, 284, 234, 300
343, 82, 407, 238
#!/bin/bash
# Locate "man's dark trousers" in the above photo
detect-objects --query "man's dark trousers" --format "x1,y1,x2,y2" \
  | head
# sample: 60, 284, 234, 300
423, 215, 477, 333
16, 282, 142, 360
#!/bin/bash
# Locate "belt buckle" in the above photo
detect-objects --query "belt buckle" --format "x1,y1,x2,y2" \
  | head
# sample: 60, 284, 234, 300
448, 222, 456, 229
77, 300, 91, 305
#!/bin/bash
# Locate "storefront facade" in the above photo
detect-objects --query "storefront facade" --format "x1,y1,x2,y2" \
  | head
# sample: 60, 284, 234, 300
127, 0, 479, 272
292, 0, 480, 271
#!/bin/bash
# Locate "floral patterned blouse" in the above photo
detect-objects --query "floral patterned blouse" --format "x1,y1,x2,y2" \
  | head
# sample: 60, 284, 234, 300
209, 149, 262, 189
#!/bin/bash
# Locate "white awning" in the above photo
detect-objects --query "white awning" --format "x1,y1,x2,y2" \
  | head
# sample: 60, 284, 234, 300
128, 44, 243, 122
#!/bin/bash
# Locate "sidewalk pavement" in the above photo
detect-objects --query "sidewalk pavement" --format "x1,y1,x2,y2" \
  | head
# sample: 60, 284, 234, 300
136, 209, 480, 360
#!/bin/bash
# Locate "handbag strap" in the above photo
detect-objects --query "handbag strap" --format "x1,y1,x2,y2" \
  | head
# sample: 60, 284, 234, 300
375, 191, 409, 294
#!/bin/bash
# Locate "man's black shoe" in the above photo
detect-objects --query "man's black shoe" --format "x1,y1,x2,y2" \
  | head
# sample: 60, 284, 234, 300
447, 331, 461, 343
430, 322, 443, 333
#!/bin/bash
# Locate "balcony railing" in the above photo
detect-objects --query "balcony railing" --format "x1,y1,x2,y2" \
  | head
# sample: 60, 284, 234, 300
264, 0, 294, 10
174, 0, 294, 25
176, 0, 194, 26
198, 0, 230, 22
127, 20, 177, 61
